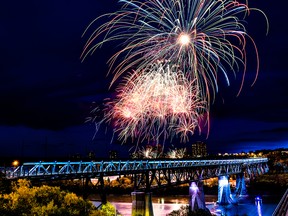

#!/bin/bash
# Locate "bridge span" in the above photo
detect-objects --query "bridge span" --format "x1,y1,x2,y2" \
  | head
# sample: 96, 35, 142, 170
7, 158, 268, 181
3, 158, 269, 216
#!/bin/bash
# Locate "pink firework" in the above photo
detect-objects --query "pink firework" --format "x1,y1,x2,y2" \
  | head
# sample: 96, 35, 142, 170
104, 61, 208, 144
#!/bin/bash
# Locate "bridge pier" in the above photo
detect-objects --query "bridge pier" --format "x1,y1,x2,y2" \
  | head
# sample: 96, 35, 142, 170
189, 181, 206, 211
234, 173, 247, 196
131, 191, 154, 216
217, 175, 237, 205
99, 175, 107, 204
83, 177, 90, 200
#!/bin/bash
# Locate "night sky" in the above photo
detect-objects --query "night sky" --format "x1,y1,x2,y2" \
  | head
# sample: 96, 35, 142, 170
0, 0, 287, 160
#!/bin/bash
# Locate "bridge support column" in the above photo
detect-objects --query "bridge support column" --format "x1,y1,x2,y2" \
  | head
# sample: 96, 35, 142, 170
234, 173, 247, 196
217, 175, 237, 205
131, 191, 154, 216
189, 181, 206, 211
99, 175, 107, 204
83, 177, 90, 200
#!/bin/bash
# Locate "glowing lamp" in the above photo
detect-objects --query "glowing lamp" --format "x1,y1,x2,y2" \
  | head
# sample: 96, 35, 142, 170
12, 160, 19, 167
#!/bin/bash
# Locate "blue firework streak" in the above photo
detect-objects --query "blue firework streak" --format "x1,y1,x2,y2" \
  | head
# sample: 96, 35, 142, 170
82, 0, 268, 101
82, 0, 268, 145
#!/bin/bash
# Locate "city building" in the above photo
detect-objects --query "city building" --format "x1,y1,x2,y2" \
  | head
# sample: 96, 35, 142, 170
109, 150, 118, 159
88, 151, 96, 160
191, 141, 207, 158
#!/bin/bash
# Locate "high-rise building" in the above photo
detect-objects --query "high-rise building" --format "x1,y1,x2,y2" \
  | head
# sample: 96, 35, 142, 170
191, 141, 207, 158
109, 150, 118, 159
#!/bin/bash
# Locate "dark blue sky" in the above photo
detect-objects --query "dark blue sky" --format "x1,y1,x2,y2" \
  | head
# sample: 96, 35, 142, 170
0, 0, 287, 160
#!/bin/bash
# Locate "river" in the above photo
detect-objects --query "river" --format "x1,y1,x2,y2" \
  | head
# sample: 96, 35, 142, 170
92, 194, 279, 216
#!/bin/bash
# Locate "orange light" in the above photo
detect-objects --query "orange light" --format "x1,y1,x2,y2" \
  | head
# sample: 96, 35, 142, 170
12, 160, 19, 167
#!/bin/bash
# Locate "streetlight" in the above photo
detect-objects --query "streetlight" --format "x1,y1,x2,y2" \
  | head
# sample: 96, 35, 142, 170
12, 160, 19, 167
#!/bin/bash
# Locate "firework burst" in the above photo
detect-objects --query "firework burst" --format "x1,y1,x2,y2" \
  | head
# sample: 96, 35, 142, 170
103, 61, 207, 144
83, 0, 268, 147
82, 0, 268, 99
166, 148, 187, 159
137, 146, 158, 159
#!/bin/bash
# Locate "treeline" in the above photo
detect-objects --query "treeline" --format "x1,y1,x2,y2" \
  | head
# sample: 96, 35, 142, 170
41, 175, 218, 198
0, 174, 116, 216
248, 173, 288, 197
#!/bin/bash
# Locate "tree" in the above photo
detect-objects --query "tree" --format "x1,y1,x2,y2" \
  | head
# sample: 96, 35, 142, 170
0, 179, 116, 216
99, 202, 116, 215
168, 205, 213, 216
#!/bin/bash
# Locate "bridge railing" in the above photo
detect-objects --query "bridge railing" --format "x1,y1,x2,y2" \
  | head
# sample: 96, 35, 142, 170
5, 158, 268, 180
272, 188, 288, 216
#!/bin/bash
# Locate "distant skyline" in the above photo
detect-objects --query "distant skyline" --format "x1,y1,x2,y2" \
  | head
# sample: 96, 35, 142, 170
0, 0, 287, 160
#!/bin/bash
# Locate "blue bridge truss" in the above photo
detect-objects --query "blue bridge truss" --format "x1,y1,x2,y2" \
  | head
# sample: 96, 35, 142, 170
4, 158, 268, 187
1, 158, 269, 205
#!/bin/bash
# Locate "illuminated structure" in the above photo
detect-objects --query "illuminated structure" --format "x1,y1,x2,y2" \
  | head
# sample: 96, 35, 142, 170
189, 181, 206, 211
217, 175, 237, 205
234, 173, 247, 196
191, 141, 207, 158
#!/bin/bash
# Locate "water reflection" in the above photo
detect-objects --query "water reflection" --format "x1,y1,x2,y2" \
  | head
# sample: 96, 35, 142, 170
92, 194, 277, 216
255, 196, 263, 216
207, 196, 272, 216
257, 203, 263, 216
111, 202, 182, 216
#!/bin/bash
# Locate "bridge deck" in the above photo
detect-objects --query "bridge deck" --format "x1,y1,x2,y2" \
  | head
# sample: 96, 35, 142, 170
2, 158, 268, 181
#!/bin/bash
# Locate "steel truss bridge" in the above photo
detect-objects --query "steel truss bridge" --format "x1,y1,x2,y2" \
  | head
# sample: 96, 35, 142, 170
5, 158, 268, 191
